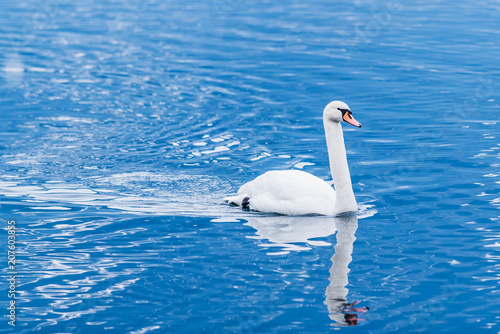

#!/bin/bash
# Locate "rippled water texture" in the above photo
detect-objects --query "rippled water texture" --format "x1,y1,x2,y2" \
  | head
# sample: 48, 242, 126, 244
0, 0, 499, 333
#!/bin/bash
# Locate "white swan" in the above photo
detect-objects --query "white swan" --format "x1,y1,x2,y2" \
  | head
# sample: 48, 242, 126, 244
225, 101, 362, 216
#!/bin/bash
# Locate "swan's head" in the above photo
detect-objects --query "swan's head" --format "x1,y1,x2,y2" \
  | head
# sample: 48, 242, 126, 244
323, 101, 362, 128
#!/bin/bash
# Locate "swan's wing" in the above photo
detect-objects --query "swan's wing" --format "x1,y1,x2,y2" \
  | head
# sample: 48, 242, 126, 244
229, 170, 336, 215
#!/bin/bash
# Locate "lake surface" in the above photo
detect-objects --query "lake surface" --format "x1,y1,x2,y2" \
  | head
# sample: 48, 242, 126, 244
0, 0, 499, 333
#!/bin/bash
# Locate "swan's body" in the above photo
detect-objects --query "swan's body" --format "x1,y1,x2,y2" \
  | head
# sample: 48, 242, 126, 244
225, 101, 361, 216
229, 170, 336, 216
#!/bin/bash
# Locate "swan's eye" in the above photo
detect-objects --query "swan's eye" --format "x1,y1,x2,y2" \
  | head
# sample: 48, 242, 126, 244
338, 108, 351, 115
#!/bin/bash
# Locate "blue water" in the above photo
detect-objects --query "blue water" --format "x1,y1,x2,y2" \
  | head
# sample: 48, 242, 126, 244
1, 0, 499, 333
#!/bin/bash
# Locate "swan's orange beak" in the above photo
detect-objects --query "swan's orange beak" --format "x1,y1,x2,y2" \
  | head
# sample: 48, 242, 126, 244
343, 112, 362, 128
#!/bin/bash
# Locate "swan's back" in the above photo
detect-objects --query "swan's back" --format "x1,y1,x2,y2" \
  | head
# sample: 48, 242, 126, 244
225, 170, 336, 216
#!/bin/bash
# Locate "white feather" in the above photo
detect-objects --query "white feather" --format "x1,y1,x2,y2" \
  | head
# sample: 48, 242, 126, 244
225, 170, 336, 216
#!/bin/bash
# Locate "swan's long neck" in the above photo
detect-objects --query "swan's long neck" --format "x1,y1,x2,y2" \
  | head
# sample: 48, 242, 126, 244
324, 120, 357, 214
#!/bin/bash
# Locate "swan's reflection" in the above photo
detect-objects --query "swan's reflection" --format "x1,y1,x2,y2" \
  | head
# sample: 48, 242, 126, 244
244, 214, 368, 325
244, 216, 337, 253
324, 214, 368, 326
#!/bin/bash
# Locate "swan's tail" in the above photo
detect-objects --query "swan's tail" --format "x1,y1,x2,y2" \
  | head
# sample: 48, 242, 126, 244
224, 195, 251, 210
